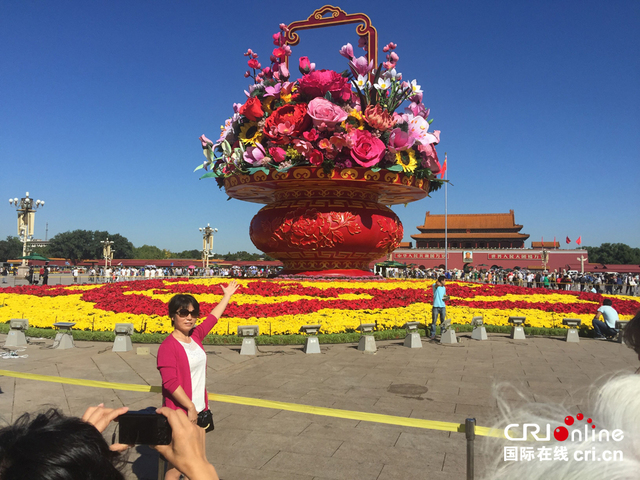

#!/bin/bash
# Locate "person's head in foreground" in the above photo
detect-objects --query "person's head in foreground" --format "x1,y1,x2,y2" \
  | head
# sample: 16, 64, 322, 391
0, 405, 218, 480
0, 409, 125, 480
482, 374, 640, 479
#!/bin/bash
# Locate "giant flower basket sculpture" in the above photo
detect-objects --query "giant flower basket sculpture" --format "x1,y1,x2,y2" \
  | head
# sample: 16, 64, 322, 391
196, 7, 444, 276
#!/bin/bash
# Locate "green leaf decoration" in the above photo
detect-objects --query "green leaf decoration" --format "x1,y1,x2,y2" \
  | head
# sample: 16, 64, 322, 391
194, 163, 205, 172
387, 164, 404, 172
324, 91, 334, 102
428, 118, 434, 124
247, 167, 270, 175
199, 171, 219, 179
371, 167, 381, 172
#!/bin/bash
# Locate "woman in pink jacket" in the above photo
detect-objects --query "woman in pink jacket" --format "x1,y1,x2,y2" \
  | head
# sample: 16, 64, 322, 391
157, 280, 239, 480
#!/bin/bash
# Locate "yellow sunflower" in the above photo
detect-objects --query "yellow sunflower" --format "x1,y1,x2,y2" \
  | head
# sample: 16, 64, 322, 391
395, 149, 417, 172
239, 122, 263, 146
262, 96, 275, 114
341, 110, 365, 130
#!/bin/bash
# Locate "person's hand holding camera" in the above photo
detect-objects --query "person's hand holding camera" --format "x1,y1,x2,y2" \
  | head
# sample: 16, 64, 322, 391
81, 403, 130, 452
154, 407, 219, 480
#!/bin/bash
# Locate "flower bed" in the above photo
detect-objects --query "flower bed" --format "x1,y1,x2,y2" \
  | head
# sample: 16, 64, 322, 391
1, 279, 638, 335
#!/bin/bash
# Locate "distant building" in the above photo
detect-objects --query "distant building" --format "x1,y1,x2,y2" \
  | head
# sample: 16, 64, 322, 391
411, 210, 530, 249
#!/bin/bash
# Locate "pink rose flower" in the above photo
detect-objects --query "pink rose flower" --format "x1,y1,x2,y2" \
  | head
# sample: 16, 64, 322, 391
307, 98, 348, 131
388, 128, 415, 153
349, 129, 386, 168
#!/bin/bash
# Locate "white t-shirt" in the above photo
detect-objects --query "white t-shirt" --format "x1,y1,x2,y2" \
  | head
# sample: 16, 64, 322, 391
597, 305, 620, 329
178, 339, 207, 412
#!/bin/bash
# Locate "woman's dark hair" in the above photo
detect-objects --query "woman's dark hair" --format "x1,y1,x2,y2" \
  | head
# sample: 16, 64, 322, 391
0, 408, 125, 480
168, 294, 200, 319
623, 310, 640, 356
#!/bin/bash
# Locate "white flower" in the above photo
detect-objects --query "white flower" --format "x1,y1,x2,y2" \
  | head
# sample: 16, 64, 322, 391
355, 75, 370, 90
410, 79, 422, 95
374, 77, 391, 91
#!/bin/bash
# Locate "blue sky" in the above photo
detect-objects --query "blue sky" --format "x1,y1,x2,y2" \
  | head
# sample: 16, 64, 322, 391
1, 0, 639, 254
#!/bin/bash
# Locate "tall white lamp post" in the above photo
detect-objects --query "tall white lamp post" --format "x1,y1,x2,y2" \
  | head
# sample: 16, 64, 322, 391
9, 192, 44, 276
199, 224, 217, 270
100, 238, 115, 270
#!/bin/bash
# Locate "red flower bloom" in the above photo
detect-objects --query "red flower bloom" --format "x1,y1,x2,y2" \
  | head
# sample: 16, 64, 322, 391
297, 69, 351, 101
263, 104, 311, 144
239, 97, 264, 121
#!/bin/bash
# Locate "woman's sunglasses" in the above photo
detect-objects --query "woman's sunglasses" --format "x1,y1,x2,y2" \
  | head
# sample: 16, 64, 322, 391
175, 309, 200, 318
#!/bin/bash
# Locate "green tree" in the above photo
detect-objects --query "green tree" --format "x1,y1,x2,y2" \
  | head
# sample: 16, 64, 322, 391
220, 251, 274, 261
175, 249, 201, 259
48, 230, 135, 263
0, 236, 23, 262
585, 243, 640, 264
48, 230, 95, 263
93, 232, 134, 259
133, 245, 165, 259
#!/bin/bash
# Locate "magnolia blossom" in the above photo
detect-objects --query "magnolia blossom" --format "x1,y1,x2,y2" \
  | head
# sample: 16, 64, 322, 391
199, 134, 214, 148
349, 56, 374, 76
408, 115, 440, 145
339, 43, 354, 60
243, 143, 267, 165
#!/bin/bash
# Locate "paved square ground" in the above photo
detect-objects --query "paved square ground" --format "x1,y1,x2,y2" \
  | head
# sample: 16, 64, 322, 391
0, 331, 636, 479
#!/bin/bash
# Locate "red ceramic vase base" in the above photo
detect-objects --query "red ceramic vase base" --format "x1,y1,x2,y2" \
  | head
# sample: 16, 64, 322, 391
225, 167, 430, 275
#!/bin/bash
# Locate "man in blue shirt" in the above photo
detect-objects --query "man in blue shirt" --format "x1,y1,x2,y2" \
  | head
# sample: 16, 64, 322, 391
431, 275, 450, 340
592, 298, 619, 339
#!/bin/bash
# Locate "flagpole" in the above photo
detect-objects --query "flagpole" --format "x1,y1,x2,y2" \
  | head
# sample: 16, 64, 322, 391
444, 153, 448, 272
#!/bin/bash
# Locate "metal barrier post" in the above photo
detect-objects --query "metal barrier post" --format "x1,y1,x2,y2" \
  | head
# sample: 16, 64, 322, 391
466, 417, 476, 480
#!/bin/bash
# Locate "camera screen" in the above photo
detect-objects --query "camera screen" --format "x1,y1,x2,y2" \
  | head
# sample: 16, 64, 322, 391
119, 413, 171, 445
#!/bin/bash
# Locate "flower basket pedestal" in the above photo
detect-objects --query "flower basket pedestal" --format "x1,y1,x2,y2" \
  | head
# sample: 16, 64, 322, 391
224, 166, 430, 276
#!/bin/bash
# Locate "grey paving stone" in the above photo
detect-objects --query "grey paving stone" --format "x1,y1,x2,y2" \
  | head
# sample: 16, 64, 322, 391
262, 451, 383, 480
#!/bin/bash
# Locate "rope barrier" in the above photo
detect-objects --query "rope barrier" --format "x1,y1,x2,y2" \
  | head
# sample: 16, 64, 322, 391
0, 368, 502, 437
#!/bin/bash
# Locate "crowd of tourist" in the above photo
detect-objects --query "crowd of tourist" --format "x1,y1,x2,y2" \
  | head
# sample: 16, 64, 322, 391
385, 266, 639, 296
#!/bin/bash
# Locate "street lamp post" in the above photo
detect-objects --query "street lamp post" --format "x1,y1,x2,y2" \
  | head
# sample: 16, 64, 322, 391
199, 224, 217, 271
9, 193, 44, 277
577, 255, 588, 275
100, 238, 115, 271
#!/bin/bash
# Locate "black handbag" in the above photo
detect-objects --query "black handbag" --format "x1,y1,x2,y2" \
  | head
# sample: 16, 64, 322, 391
197, 409, 214, 432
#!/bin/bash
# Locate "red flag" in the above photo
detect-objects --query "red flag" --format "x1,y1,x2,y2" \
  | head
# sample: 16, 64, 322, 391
576, 236, 582, 245
440, 153, 447, 179
566, 236, 571, 244
553, 236, 556, 247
